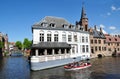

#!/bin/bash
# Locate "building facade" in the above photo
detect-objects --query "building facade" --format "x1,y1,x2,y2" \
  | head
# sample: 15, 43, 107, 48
88, 26, 107, 58
30, 6, 91, 70
105, 34, 120, 55
31, 16, 90, 59
0, 32, 9, 56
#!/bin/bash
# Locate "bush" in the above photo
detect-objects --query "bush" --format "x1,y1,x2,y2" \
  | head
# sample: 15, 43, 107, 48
4, 52, 9, 56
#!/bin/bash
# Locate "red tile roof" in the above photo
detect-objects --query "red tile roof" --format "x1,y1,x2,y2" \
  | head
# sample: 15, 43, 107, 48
105, 35, 120, 43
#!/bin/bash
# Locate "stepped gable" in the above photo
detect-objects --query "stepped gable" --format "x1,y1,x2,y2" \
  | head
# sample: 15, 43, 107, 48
91, 26, 106, 39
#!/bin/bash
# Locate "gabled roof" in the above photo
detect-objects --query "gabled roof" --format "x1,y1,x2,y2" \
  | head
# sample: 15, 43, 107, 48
105, 34, 120, 43
91, 29, 106, 39
32, 16, 89, 33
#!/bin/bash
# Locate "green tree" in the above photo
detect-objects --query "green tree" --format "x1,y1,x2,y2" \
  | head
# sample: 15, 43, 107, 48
15, 41, 22, 50
0, 41, 4, 48
23, 38, 32, 50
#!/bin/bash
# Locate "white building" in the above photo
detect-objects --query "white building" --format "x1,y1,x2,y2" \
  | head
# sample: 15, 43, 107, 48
30, 6, 90, 71
30, 16, 90, 70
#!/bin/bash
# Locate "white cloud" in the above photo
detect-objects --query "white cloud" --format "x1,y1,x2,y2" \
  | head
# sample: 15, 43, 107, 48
111, 5, 120, 11
109, 26, 116, 30
107, 12, 111, 16
111, 5, 116, 11
100, 24, 105, 28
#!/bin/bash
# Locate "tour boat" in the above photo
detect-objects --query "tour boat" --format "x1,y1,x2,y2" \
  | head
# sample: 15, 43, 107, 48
64, 62, 91, 71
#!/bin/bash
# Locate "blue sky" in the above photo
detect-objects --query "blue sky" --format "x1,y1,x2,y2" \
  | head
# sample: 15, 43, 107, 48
0, 0, 120, 42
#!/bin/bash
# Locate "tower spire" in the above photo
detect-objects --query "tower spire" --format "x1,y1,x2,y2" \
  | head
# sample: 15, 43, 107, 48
79, 2, 88, 31
80, 3, 87, 20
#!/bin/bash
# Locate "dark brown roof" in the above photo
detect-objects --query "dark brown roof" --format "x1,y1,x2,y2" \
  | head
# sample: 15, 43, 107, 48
32, 42, 71, 49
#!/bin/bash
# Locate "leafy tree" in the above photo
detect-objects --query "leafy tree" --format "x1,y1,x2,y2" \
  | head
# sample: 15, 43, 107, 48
0, 41, 4, 48
23, 38, 32, 50
15, 41, 22, 50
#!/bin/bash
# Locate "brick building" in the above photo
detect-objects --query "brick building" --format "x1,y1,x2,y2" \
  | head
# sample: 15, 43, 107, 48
0, 32, 9, 56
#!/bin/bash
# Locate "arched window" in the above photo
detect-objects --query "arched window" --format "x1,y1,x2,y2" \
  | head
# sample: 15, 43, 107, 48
74, 33, 77, 42
62, 32, 66, 42
68, 32, 72, 42
47, 31, 52, 42
39, 31, 44, 42
54, 32, 58, 42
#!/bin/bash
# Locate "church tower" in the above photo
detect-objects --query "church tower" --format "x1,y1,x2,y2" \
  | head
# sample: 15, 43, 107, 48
76, 5, 88, 31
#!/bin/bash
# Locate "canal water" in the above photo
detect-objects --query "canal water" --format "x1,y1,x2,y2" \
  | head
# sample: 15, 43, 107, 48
0, 56, 120, 79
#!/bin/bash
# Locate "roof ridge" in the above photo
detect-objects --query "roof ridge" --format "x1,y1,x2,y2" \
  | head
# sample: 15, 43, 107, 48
45, 16, 66, 20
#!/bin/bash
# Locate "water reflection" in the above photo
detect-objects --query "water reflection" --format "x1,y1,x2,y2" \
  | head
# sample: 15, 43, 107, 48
0, 57, 120, 79
0, 57, 30, 79
30, 66, 91, 79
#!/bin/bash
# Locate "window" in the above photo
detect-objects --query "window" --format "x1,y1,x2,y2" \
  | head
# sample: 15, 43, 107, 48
82, 45, 85, 53
68, 35, 72, 42
99, 46, 101, 51
115, 38, 117, 41
104, 47, 106, 51
98, 40, 101, 44
118, 48, 119, 51
109, 38, 111, 41
86, 45, 89, 52
117, 43, 119, 46
91, 39, 93, 44
47, 34, 51, 42
95, 40, 97, 44
72, 46, 75, 53
74, 35, 77, 42
86, 37, 88, 43
40, 33, 44, 42
41, 23, 48, 27
63, 24, 68, 28
62, 34, 66, 42
95, 46, 97, 51
91, 47, 94, 53
50, 23, 55, 28
76, 45, 78, 53
82, 36, 84, 43
54, 34, 58, 42
108, 48, 111, 51
79, 36, 81, 43
104, 40, 106, 44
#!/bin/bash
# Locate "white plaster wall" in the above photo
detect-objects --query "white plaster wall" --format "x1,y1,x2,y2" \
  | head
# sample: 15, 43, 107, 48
33, 28, 90, 59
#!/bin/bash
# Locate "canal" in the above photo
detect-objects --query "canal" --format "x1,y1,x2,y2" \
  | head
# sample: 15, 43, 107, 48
0, 56, 120, 79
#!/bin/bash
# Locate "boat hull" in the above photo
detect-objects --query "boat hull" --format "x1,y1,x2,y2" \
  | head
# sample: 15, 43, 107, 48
64, 64, 91, 71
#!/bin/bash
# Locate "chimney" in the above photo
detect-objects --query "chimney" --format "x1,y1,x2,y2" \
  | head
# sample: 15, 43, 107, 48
94, 25, 97, 30
100, 27, 102, 32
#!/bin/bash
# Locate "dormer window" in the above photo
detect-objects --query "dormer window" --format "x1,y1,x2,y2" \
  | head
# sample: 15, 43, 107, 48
80, 26, 83, 31
109, 38, 111, 41
63, 24, 68, 29
41, 22, 48, 27
115, 38, 117, 41
69, 25, 72, 28
50, 23, 55, 28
